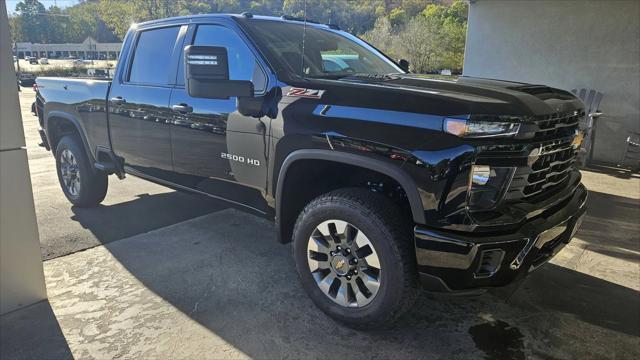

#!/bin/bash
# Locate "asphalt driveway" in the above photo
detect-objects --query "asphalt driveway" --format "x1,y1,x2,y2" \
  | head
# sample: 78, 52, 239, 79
18, 88, 226, 260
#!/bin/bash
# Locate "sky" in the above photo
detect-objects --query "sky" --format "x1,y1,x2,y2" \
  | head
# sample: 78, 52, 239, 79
5, 0, 80, 15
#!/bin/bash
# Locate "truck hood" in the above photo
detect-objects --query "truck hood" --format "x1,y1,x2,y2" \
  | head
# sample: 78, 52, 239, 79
303, 74, 583, 118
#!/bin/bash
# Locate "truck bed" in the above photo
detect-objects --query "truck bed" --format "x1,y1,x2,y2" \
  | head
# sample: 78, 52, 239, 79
36, 77, 112, 156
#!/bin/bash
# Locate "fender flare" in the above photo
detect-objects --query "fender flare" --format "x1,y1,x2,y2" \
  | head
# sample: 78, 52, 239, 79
275, 149, 427, 230
45, 110, 96, 165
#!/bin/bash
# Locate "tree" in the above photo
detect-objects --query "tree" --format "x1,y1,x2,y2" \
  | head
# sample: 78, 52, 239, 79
97, 0, 138, 40
65, 2, 119, 43
388, 7, 406, 28
421, 0, 467, 71
8, 16, 24, 42
14, 0, 49, 43
362, 17, 399, 60
363, 0, 468, 73
282, 0, 381, 34
398, 15, 444, 72
400, 0, 431, 18
7, 0, 469, 74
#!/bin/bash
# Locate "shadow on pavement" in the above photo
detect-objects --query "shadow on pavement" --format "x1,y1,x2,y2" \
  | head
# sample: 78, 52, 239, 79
512, 263, 640, 338
0, 301, 72, 360
70, 192, 227, 245
578, 190, 640, 261
36, 190, 230, 261
94, 209, 638, 358
583, 163, 640, 180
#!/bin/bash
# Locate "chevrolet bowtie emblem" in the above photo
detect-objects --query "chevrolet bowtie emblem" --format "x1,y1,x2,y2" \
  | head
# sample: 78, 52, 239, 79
527, 147, 541, 167
572, 130, 585, 149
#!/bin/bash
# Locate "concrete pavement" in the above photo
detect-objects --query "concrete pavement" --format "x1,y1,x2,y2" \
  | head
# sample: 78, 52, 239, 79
2, 195, 638, 359
1, 89, 639, 359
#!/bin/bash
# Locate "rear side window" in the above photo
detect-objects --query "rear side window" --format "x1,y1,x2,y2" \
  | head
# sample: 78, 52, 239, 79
128, 27, 180, 85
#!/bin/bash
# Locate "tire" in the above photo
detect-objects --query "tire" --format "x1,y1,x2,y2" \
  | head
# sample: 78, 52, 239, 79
292, 188, 418, 329
55, 135, 108, 207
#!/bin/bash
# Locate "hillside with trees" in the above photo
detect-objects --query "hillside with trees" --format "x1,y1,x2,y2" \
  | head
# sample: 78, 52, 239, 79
9, 0, 467, 73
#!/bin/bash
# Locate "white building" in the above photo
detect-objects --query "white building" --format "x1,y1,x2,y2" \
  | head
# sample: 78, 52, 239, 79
14, 36, 121, 60
463, 0, 639, 165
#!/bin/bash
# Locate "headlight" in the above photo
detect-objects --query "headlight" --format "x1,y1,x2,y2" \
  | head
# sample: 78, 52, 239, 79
444, 116, 521, 138
468, 165, 515, 210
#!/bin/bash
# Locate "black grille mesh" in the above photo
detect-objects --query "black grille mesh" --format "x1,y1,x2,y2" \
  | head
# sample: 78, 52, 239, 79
507, 138, 578, 201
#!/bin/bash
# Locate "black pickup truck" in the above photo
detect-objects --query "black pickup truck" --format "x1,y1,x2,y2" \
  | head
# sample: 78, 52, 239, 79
35, 13, 587, 328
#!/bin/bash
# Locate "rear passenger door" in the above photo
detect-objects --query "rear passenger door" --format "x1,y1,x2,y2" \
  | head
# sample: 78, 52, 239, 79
109, 25, 186, 179
168, 23, 271, 214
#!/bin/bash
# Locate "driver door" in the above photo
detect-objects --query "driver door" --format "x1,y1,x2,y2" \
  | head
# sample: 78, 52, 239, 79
168, 23, 271, 214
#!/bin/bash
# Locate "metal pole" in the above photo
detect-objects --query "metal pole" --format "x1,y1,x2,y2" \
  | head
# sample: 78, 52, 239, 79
14, 42, 20, 74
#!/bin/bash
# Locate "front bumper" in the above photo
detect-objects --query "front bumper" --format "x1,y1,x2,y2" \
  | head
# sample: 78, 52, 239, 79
415, 183, 587, 292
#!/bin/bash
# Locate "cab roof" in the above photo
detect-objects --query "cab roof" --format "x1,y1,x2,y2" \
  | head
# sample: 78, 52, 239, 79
135, 13, 336, 30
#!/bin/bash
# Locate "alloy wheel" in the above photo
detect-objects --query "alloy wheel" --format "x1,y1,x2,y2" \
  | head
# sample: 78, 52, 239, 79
60, 148, 81, 197
307, 219, 382, 307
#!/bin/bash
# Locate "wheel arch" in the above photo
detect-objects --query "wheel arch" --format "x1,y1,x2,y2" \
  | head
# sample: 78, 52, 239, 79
275, 149, 426, 243
45, 111, 95, 165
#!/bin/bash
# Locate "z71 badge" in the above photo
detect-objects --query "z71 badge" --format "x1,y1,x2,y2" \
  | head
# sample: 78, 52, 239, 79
286, 87, 325, 99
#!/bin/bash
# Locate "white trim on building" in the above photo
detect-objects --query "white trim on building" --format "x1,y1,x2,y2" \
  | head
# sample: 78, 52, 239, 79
14, 36, 122, 60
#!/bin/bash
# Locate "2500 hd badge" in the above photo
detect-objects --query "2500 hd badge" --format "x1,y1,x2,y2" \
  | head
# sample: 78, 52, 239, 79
221, 152, 261, 166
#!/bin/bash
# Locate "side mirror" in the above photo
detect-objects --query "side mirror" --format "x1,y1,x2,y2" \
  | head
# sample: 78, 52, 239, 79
237, 87, 282, 119
399, 59, 410, 72
185, 45, 253, 99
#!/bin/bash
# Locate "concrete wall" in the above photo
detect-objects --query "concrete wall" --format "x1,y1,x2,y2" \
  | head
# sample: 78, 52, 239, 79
0, 0, 47, 315
464, 0, 640, 164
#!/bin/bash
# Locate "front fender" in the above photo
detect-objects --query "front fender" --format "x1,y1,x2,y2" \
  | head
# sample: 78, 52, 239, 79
275, 148, 427, 227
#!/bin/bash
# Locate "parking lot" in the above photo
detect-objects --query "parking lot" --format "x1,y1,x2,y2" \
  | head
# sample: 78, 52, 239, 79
15, 59, 117, 72
1, 88, 639, 359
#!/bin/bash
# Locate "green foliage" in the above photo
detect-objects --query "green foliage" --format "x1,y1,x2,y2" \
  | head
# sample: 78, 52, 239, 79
362, 17, 398, 59
96, 1, 137, 40
8, 0, 468, 74
282, 0, 381, 34
388, 8, 406, 28
13, 0, 50, 43
10, 0, 119, 43
364, 0, 468, 73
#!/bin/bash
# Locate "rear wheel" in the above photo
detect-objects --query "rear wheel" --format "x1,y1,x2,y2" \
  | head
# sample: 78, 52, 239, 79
293, 188, 417, 329
55, 135, 108, 207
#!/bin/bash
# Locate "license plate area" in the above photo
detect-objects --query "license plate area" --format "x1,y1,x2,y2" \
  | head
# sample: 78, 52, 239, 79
530, 212, 585, 270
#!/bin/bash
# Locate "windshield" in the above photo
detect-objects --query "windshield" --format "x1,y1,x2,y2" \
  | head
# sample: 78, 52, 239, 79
241, 19, 402, 79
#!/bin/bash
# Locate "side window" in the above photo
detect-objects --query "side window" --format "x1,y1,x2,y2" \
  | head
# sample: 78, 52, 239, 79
128, 27, 180, 85
178, 25, 266, 92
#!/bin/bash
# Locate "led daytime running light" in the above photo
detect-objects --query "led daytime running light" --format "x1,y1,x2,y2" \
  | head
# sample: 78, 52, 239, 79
444, 118, 521, 138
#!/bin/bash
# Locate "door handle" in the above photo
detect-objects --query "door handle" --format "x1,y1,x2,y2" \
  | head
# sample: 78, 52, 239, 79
110, 96, 126, 105
172, 103, 193, 114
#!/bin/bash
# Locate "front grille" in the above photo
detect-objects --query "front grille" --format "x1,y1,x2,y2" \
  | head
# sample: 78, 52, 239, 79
476, 109, 584, 203
531, 111, 582, 140
507, 136, 578, 201
477, 110, 582, 203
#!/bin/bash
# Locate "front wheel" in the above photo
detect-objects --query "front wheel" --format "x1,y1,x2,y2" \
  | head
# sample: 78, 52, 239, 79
292, 188, 418, 329
55, 135, 108, 207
